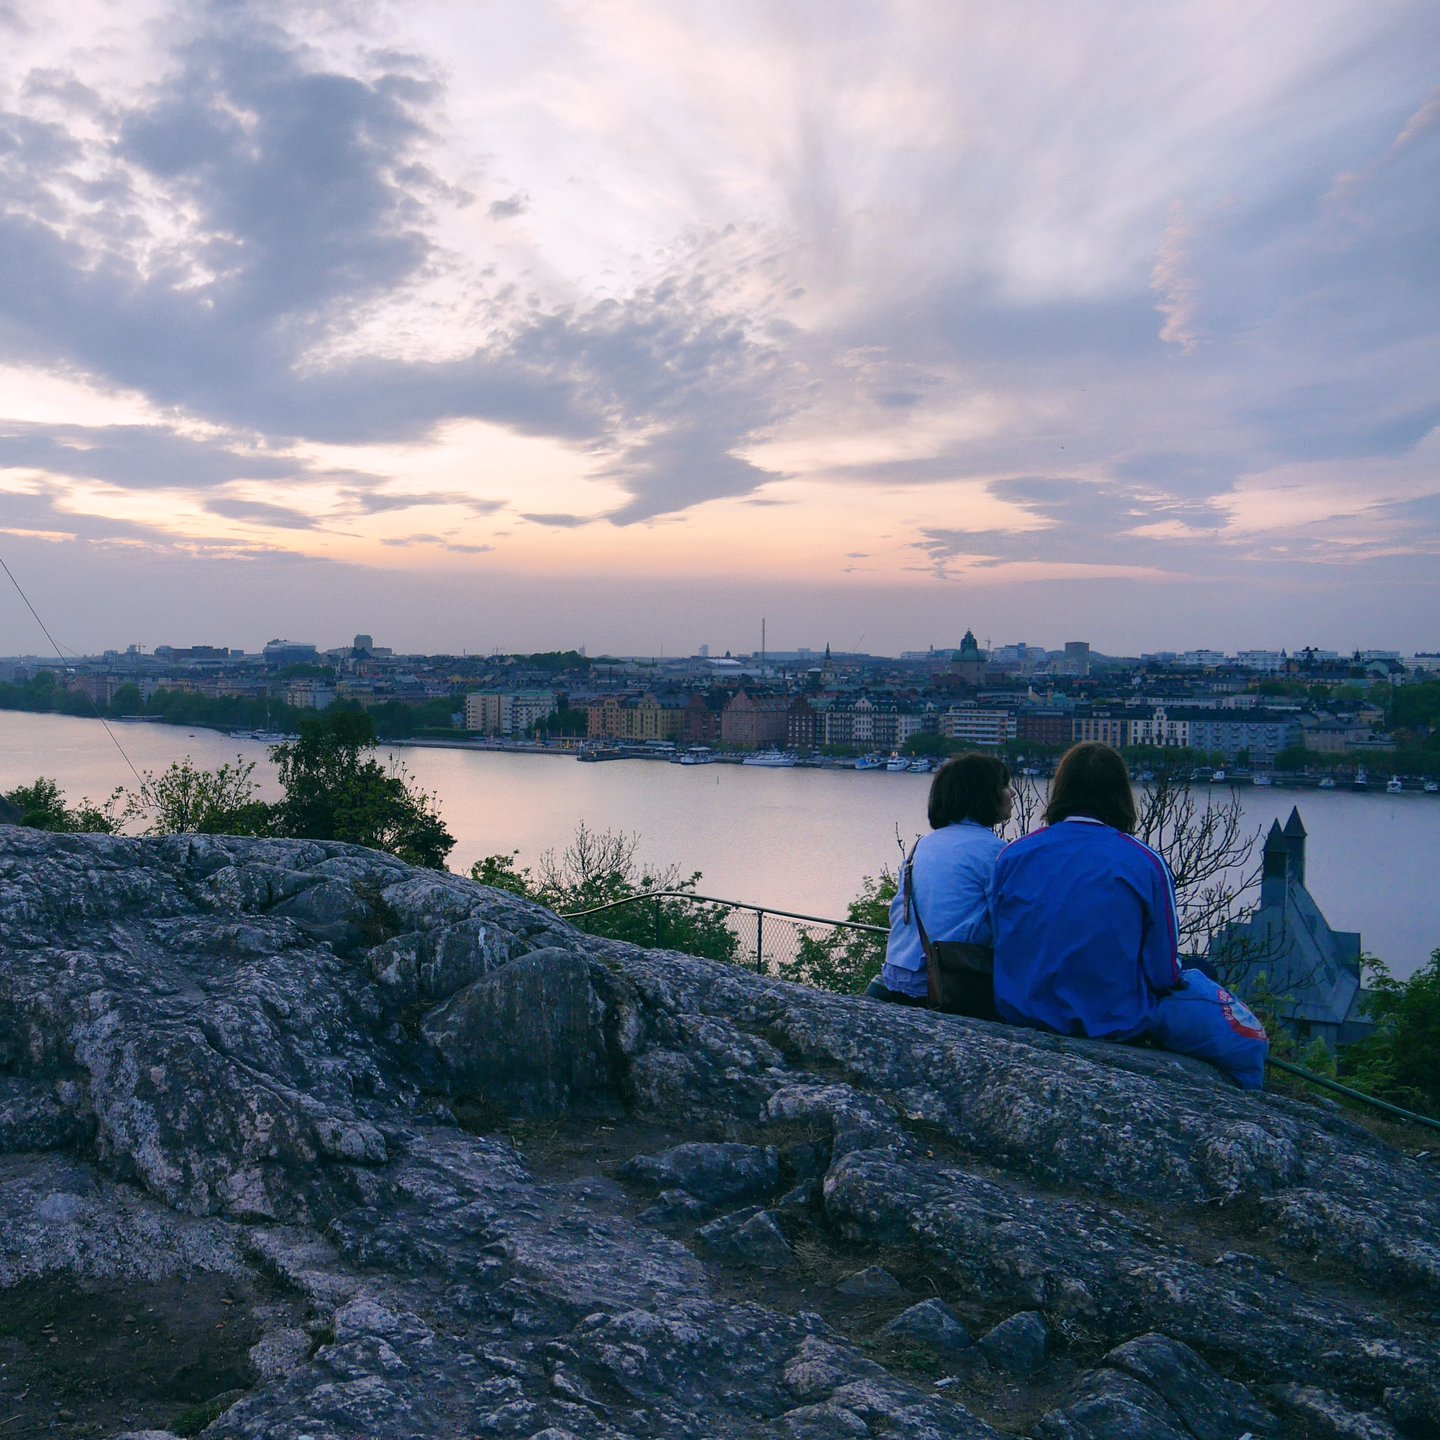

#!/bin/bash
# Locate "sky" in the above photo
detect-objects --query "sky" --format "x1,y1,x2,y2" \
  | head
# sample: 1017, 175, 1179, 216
0, 0, 1437, 660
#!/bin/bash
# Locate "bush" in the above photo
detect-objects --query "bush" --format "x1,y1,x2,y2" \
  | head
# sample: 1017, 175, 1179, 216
272, 711, 454, 869
788, 867, 895, 994
127, 756, 275, 836
1338, 951, 1440, 1120
3, 777, 121, 833
471, 823, 738, 963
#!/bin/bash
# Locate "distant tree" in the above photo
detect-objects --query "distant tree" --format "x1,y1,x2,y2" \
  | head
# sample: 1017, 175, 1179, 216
471, 823, 737, 962
271, 711, 454, 869
3, 777, 121, 833
107, 682, 144, 715
1338, 952, 1440, 1120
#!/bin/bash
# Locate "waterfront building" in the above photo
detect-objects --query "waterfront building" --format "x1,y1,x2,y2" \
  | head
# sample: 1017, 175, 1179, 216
1182, 709, 1303, 764
942, 704, 1015, 749
286, 679, 336, 710
467, 689, 559, 736
719, 690, 790, 750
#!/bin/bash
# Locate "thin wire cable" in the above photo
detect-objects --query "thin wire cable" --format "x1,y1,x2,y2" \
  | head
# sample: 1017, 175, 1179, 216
0, 552, 147, 790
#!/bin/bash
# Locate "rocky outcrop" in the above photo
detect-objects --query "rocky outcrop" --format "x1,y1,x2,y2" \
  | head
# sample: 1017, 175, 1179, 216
1, 827, 1437, 1439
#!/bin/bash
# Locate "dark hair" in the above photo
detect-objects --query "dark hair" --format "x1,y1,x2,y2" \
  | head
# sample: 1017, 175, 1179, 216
928, 752, 1011, 830
1044, 742, 1136, 833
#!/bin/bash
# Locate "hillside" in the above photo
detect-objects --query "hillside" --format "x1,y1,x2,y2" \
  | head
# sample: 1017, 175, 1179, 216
0, 827, 1436, 1438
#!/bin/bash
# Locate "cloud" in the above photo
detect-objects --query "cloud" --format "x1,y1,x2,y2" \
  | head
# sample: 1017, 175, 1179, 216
205, 498, 323, 530
520, 512, 595, 527
1150, 201, 1199, 354
488, 192, 529, 219
337, 488, 505, 516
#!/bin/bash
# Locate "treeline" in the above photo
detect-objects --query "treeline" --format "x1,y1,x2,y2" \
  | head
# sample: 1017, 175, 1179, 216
0, 671, 457, 739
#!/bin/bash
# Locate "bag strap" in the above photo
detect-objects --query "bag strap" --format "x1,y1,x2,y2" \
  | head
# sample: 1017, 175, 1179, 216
903, 842, 937, 963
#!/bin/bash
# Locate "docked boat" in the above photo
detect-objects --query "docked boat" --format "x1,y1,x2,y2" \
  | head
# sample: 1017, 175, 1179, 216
742, 749, 797, 767
1385, 776, 1403, 795
907, 758, 934, 773
577, 745, 624, 762
853, 754, 885, 770
1425, 780, 1439, 794
1352, 768, 1369, 790
1210, 770, 1227, 783
1252, 774, 1273, 787
674, 745, 716, 765
1318, 776, 1337, 789
886, 754, 910, 772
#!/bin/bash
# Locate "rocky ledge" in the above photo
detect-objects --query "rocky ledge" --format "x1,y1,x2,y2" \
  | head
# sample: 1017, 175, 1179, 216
1, 827, 1437, 1440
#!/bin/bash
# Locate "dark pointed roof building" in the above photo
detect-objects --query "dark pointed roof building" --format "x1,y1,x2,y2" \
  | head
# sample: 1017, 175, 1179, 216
1211, 807, 1372, 1050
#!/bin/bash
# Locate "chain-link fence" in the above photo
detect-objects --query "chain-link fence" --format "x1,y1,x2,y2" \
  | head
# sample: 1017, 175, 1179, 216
560, 890, 887, 992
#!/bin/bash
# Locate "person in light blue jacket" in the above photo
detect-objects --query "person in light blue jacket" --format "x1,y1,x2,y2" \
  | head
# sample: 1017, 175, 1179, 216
869, 753, 1012, 1006
990, 742, 1267, 1087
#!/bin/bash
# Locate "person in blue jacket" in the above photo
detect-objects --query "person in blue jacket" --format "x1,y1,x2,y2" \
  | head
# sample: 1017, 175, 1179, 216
869, 753, 1012, 1006
989, 741, 1267, 1087
990, 742, 1179, 1039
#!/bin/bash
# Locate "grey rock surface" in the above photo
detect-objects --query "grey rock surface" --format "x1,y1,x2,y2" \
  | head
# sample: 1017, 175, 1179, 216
0, 827, 1437, 1439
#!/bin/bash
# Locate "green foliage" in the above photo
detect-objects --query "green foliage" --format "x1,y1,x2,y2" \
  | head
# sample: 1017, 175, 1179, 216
1389, 680, 1440, 733
470, 849, 533, 897
788, 867, 896, 995
271, 711, 455, 869
128, 756, 274, 836
365, 697, 458, 739
1338, 951, 1440, 1120
900, 733, 957, 758
470, 823, 738, 963
536, 702, 589, 738
3, 777, 121, 832
513, 650, 591, 673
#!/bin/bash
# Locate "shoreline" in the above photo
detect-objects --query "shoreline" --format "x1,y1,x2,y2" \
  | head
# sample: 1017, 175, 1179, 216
7, 710, 1440, 792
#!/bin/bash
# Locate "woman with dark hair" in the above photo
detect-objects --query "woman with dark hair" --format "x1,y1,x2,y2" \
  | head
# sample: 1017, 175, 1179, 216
989, 742, 1268, 1086
870, 752, 1012, 1007
990, 742, 1177, 1039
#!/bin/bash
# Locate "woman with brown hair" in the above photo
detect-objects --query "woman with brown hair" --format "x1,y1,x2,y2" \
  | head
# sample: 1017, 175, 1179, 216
870, 752, 1012, 1008
989, 742, 1180, 1039
988, 741, 1267, 1086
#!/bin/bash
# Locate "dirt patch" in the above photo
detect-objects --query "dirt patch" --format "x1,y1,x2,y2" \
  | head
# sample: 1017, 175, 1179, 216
0, 1271, 275, 1439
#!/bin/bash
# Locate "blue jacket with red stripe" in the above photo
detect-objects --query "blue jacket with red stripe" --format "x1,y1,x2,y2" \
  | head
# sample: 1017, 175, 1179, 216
989, 817, 1182, 1041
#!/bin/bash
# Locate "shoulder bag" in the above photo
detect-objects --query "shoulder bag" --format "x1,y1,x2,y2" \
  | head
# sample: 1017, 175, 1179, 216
904, 843, 997, 1020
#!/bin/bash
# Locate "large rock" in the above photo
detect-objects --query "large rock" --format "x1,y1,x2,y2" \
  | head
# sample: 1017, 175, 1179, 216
0, 826, 1437, 1439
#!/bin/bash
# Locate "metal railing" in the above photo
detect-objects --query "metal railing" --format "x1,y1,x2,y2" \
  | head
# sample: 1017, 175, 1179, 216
559, 888, 886, 977
557, 889, 1440, 1137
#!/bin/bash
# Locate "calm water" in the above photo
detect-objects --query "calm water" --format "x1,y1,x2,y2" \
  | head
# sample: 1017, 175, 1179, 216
3, 711, 1436, 979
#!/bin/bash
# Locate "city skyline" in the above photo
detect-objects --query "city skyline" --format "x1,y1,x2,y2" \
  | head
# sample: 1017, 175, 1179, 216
1, 2, 1437, 658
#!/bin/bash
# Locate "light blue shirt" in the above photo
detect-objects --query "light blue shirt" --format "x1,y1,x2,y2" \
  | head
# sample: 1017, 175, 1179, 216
881, 820, 1006, 998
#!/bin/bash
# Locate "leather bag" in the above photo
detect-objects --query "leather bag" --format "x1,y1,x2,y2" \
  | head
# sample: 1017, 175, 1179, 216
904, 844, 997, 1020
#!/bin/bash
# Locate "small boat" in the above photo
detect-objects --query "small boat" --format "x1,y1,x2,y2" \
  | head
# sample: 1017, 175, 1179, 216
1425, 780, 1439, 794
1352, 768, 1369, 790
1385, 776, 1403, 795
853, 754, 885, 770
675, 746, 716, 765
1210, 770, 1226, 783
907, 758, 934, 773
1252, 774, 1273, 787
577, 745, 624, 762
886, 754, 910, 772
1318, 777, 1337, 789
742, 749, 797, 767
